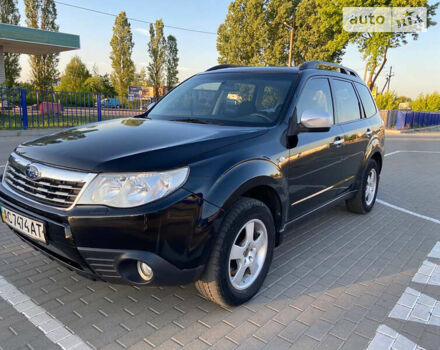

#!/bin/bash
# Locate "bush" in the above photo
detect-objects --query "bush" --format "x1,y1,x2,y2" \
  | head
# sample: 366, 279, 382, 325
411, 92, 440, 111
375, 91, 399, 110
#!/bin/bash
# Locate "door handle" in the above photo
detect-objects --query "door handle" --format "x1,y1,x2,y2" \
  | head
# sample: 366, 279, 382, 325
333, 138, 344, 146
365, 129, 373, 137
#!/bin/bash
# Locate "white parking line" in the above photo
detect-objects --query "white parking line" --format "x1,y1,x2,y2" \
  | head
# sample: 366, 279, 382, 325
0, 276, 91, 350
384, 150, 402, 157
368, 325, 420, 350
368, 241, 440, 350
385, 149, 440, 158
376, 199, 440, 225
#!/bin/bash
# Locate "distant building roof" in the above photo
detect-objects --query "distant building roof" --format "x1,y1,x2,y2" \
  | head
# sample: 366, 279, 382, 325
0, 23, 80, 55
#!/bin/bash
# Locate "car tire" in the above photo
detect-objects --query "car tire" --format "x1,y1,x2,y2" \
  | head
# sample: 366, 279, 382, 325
346, 159, 379, 214
195, 197, 275, 307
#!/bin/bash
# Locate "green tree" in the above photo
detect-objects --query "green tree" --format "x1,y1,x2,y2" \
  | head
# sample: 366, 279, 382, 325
217, 0, 267, 65
83, 74, 115, 95
147, 19, 166, 97
293, 0, 349, 64
56, 56, 90, 92
217, 0, 345, 66
264, 0, 298, 65
375, 91, 399, 110
110, 11, 135, 96
165, 35, 179, 90
411, 92, 440, 111
25, 0, 59, 90
350, 0, 438, 90
0, 0, 21, 87
132, 68, 148, 87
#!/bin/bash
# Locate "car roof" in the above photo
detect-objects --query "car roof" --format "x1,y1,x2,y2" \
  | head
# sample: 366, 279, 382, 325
201, 66, 300, 75
200, 63, 364, 84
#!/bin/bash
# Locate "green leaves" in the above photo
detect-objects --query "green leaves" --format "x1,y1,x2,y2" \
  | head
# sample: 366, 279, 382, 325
1, 0, 21, 87
375, 91, 399, 110
216, 0, 343, 66
411, 92, 440, 111
110, 11, 135, 96
25, 0, 59, 90
56, 56, 90, 92
217, 0, 270, 65
165, 35, 179, 90
147, 19, 166, 98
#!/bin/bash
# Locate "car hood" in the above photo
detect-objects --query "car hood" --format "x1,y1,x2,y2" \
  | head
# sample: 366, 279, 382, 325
15, 118, 266, 172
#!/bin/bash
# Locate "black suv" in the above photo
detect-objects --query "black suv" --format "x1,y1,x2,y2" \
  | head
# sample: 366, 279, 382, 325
0, 61, 384, 306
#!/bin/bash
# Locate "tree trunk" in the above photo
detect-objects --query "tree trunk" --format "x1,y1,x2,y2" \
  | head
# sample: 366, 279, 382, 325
370, 47, 389, 90
367, 61, 377, 90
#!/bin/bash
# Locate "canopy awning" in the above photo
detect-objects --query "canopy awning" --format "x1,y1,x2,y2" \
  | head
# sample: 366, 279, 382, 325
0, 23, 80, 55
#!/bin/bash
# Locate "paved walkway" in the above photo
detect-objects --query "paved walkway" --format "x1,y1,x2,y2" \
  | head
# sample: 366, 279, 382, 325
0, 133, 439, 349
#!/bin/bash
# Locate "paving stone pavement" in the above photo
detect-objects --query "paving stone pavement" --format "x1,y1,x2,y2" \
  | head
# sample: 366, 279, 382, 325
0, 134, 439, 349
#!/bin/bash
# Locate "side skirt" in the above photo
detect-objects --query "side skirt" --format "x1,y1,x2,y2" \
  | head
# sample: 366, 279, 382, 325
279, 189, 357, 236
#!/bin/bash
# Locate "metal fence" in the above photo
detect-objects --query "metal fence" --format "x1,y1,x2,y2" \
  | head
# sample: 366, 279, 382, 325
380, 109, 440, 130
0, 87, 147, 129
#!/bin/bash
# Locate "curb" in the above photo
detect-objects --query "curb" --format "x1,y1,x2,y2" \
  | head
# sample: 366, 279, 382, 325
0, 128, 60, 137
386, 125, 440, 134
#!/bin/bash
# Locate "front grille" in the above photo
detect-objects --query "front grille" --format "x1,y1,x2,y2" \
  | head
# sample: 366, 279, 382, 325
2, 153, 95, 209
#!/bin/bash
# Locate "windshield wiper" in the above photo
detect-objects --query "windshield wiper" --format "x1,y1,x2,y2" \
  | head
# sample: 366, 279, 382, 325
171, 118, 211, 124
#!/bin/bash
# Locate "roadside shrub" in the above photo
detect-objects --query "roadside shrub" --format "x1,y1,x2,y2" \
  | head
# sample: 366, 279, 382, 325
411, 92, 440, 111
375, 91, 399, 110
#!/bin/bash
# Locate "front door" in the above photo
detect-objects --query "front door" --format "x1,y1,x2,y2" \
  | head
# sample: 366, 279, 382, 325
287, 77, 347, 220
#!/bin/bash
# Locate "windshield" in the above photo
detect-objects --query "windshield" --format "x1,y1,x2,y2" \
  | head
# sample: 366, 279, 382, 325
148, 72, 297, 126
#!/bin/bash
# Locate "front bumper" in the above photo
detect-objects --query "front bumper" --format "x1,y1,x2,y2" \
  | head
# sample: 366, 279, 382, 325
0, 181, 218, 285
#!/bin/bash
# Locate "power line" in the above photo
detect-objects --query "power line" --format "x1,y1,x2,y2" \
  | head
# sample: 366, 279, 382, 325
54, 1, 217, 35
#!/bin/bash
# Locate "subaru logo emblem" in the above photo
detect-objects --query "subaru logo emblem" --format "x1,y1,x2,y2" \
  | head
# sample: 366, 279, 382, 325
26, 164, 40, 180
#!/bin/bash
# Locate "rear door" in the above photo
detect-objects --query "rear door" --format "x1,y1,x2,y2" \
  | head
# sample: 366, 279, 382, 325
330, 79, 369, 189
288, 77, 347, 220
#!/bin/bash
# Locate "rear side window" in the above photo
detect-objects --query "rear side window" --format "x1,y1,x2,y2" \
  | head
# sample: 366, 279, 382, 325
355, 83, 377, 117
332, 79, 361, 123
296, 78, 333, 122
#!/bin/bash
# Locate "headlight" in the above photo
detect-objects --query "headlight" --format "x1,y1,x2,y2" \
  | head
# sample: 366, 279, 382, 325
77, 167, 189, 208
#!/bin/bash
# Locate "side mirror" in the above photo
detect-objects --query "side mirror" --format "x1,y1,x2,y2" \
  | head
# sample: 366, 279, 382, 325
300, 109, 333, 132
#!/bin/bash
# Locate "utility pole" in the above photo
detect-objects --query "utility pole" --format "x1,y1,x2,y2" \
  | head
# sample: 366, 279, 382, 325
386, 66, 393, 92
288, 28, 294, 67
381, 66, 394, 94
284, 20, 295, 67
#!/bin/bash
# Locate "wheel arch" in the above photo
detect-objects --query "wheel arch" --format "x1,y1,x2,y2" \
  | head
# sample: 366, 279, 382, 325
227, 183, 284, 246
204, 159, 288, 247
371, 151, 383, 173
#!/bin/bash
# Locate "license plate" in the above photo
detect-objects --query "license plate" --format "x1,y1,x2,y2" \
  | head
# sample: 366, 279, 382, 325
1, 206, 46, 243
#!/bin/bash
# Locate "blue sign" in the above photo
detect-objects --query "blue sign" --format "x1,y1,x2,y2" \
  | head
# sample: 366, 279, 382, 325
129, 86, 142, 99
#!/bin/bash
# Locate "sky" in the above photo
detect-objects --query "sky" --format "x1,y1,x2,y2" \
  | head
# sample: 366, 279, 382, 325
15, 0, 440, 99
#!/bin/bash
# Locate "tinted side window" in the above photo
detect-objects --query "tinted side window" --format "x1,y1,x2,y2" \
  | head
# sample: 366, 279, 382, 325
355, 83, 377, 118
296, 78, 333, 122
332, 80, 361, 123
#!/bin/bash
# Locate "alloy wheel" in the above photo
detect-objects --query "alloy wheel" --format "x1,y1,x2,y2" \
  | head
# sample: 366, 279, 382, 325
228, 219, 268, 290
365, 168, 377, 206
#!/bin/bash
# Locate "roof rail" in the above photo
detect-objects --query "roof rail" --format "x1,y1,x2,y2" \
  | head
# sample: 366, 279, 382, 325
299, 61, 360, 78
205, 64, 244, 72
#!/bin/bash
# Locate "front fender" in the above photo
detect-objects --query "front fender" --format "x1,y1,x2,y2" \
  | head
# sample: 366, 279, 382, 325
183, 158, 288, 268
185, 158, 288, 221
201, 158, 288, 223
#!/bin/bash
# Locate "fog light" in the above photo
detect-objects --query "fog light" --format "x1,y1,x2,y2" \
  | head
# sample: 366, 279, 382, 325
137, 261, 154, 281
